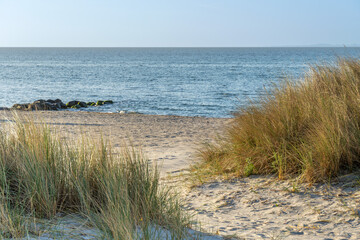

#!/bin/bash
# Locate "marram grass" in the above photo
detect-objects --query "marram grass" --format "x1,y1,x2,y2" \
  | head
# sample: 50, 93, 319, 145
0, 115, 190, 239
198, 58, 360, 182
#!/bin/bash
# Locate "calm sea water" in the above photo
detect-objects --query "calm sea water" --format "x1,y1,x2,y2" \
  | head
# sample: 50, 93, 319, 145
0, 48, 359, 118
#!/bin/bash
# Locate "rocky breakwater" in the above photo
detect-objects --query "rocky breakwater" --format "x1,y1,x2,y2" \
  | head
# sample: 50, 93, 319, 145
7, 99, 114, 111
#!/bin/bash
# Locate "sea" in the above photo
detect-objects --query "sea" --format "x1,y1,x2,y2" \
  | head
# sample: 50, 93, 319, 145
0, 47, 359, 118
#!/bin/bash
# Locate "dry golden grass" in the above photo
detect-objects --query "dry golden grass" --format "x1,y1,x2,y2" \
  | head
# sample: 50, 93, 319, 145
0, 115, 190, 239
198, 58, 360, 182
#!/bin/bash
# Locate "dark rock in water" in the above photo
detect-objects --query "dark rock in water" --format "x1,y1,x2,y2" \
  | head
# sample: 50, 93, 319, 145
53, 103, 60, 109
50, 99, 67, 109
10, 99, 114, 111
66, 101, 79, 108
96, 101, 104, 106
46, 99, 56, 103
26, 100, 61, 111
47, 102, 59, 110
58, 102, 67, 109
28, 103, 42, 111
28, 102, 56, 111
34, 99, 46, 104
0, 107, 10, 111
11, 103, 30, 110
71, 104, 81, 109
78, 101, 87, 108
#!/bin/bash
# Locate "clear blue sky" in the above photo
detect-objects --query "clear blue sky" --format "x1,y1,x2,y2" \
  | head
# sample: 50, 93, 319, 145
0, 0, 359, 47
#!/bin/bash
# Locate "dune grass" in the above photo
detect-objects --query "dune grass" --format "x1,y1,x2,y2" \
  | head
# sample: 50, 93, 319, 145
197, 58, 360, 182
0, 115, 190, 239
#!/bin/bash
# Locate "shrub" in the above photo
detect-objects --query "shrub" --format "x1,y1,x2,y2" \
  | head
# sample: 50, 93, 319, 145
198, 58, 360, 182
0, 115, 190, 239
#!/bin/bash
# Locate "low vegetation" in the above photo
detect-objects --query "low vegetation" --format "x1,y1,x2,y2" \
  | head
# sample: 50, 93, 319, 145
198, 58, 360, 182
0, 115, 190, 239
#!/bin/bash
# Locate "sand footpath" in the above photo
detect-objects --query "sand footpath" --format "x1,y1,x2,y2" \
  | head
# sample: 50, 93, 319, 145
0, 111, 359, 239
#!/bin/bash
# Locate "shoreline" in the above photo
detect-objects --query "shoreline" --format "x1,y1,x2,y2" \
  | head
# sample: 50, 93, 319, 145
0, 108, 233, 119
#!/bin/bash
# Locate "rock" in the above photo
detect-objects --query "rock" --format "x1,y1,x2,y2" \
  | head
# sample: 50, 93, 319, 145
28, 102, 57, 111
52, 99, 67, 109
66, 101, 80, 108
34, 99, 46, 104
46, 99, 56, 103
47, 102, 59, 110
28, 103, 44, 111
67, 101, 88, 108
78, 101, 87, 108
58, 102, 67, 109
11, 103, 30, 110
29, 99, 63, 111
71, 104, 81, 109
47, 99, 67, 109
96, 101, 104, 106
0, 107, 9, 111
10, 99, 112, 111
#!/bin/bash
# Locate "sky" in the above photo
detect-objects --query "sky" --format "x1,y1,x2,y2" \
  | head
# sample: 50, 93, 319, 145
0, 0, 359, 47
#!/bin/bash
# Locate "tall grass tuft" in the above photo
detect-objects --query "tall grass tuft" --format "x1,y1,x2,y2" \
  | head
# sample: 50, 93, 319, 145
198, 58, 360, 182
0, 115, 190, 239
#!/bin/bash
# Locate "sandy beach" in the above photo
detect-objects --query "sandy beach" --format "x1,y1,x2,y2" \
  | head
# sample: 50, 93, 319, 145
0, 110, 229, 177
0, 111, 359, 239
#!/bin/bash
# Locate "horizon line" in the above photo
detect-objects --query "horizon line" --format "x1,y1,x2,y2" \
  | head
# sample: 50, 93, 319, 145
0, 45, 359, 48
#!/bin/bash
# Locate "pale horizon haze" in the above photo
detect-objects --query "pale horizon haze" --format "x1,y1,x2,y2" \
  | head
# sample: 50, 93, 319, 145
0, 0, 359, 47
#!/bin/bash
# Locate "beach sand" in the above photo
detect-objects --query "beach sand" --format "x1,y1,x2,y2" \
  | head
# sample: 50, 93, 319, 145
0, 111, 359, 239
0, 110, 229, 176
